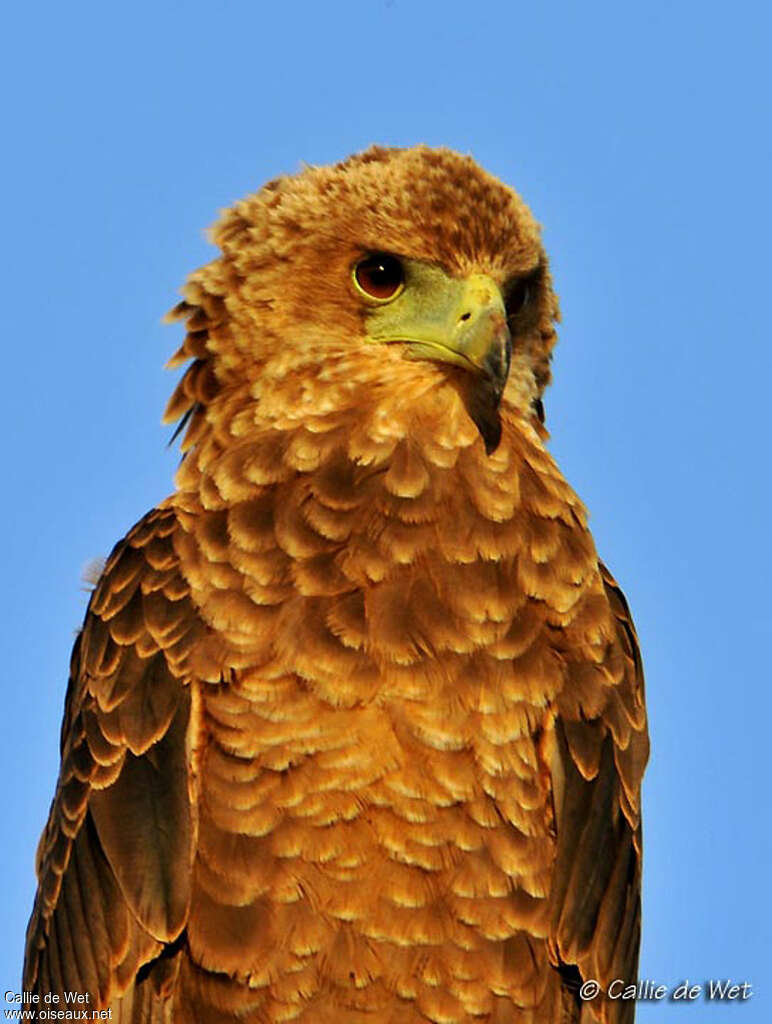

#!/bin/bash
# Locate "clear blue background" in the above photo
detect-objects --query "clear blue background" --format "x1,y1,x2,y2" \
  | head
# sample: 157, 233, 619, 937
2, 2, 769, 1019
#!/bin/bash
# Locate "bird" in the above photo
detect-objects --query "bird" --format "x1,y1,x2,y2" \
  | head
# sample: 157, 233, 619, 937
24, 145, 649, 1024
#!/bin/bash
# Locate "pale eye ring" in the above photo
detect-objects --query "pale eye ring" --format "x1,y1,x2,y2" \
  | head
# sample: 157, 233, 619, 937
353, 253, 405, 301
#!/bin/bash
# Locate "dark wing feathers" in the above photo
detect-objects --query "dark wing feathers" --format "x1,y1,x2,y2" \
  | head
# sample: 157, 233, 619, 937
24, 507, 202, 1012
550, 562, 649, 1024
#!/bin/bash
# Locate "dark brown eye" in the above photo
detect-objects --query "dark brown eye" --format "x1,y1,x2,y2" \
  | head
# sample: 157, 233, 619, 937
506, 278, 531, 316
353, 253, 405, 301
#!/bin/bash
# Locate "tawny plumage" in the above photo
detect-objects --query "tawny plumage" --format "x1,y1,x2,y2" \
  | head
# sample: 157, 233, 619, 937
24, 146, 649, 1023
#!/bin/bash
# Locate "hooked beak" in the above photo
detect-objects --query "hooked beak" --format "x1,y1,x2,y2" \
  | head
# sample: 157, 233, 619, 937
400, 273, 512, 405
363, 264, 512, 454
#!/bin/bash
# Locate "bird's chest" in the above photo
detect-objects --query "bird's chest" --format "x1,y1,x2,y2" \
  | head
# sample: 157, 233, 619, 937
180, 429, 590, 902
191, 494, 566, 867
192, 536, 562, 926
177, 433, 597, 1009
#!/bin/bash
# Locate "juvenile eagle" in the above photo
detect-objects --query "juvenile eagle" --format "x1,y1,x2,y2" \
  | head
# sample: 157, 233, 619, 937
25, 146, 649, 1023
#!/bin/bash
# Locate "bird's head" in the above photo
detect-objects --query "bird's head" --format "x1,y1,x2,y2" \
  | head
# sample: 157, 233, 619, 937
165, 146, 559, 456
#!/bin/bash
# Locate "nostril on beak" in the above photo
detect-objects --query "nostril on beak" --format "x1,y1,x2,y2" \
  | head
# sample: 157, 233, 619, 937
459, 312, 471, 322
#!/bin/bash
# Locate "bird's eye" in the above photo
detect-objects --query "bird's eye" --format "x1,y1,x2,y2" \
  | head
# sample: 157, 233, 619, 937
353, 253, 405, 301
506, 278, 531, 317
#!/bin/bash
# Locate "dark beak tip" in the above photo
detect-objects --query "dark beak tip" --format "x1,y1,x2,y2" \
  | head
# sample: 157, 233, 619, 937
482, 324, 512, 396
482, 421, 502, 455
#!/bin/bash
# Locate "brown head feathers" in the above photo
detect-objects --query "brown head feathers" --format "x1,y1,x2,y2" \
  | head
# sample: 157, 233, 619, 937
164, 146, 560, 455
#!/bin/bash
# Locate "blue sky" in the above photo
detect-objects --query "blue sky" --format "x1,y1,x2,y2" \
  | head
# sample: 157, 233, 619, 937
2, 0, 770, 1018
